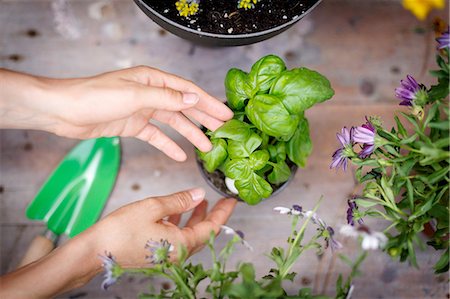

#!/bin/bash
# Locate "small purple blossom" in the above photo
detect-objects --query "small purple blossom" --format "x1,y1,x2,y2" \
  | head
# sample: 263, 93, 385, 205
99, 252, 122, 290
353, 118, 376, 158
330, 127, 354, 171
145, 239, 174, 264
395, 75, 421, 106
347, 199, 364, 226
274, 206, 342, 252
436, 29, 450, 49
221, 225, 253, 251
325, 226, 343, 251
273, 205, 302, 216
292, 204, 302, 213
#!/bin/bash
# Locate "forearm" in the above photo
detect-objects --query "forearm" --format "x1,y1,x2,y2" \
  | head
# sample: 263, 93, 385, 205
0, 69, 61, 132
0, 232, 102, 299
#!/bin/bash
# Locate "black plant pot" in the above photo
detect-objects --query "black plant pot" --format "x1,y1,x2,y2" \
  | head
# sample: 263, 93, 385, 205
133, 0, 322, 47
196, 155, 297, 202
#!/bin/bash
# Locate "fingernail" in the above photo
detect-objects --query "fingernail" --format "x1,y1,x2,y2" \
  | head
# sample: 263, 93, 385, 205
183, 92, 199, 105
189, 188, 205, 201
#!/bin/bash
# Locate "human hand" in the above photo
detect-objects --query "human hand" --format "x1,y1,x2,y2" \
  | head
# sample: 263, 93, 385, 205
86, 188, 237, 268
0, 189, 236, 298
0, 67, 233, 161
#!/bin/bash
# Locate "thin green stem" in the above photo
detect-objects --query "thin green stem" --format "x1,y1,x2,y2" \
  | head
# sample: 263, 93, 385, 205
168, 266, 195, 299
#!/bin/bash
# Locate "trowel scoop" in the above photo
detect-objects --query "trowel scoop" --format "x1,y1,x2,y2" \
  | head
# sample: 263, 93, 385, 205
17, 137, 121, 267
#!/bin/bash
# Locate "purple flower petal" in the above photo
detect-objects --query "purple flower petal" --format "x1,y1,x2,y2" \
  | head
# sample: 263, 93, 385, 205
436, 29, 450, 49
353, 127, 375, 144
358, 144, 375, 158
395, 74, 422, 106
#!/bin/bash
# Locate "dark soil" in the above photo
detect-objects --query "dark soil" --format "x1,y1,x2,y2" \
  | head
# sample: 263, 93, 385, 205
196, 156, 297, 202
142, 0, 318, 35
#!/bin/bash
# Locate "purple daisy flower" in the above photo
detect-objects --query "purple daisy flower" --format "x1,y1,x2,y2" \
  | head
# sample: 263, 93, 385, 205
395, 75, 421, 106
99, 252, 122, 290
347, 199, 364, 226
330, 127, 354, 171
353, 118, 376, 158
436, 29, 450, 50
145, 239, 174, 264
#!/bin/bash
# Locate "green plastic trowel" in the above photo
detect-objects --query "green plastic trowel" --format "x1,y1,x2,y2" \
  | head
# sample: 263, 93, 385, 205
18, 137, 121, 267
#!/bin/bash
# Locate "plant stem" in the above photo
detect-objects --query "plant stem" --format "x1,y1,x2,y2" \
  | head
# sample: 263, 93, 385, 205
168, 266, 195, 299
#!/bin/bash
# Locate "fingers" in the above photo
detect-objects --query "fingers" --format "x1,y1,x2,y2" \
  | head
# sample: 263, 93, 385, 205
152, 110, 212, 152
182, 198, 237, 250
134, 85, 202, 112
182, 108, 225, 132
128, 66, 234, 121
149, 188, 206, 220
135, 123, 187, 161
185, 200, 208, 227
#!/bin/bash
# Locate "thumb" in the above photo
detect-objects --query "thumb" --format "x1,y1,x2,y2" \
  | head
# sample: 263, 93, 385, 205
149, 188, 205, 220
137, 85, 200, 111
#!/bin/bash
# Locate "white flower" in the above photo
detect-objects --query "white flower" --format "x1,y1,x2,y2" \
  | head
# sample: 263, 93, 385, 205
273, 207, 292, 214
340, 224, 359, 238
361, 232, 387, 250
339, 225, 387, 251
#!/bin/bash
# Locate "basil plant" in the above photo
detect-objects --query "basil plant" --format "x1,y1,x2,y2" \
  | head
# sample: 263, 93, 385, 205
198, 55, 334, 205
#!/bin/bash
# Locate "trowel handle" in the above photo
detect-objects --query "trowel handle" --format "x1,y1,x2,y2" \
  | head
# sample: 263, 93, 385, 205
17, 230, 58, 268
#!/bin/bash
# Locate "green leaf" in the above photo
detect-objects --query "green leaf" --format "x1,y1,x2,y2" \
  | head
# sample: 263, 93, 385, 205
227, 133, 262, 158
434, 248, 449, 274
235, 173, 273, 205
268, 160, 291, 184
224, 158, 253, 180
224, 68, 252, 110
212, 119, 252, 141
286, 117, 312, 167
428, 120, 450, 131
270, 67, 334, 114
409, 199, 435, 220
354, 198, 380, 208
246, 94, 299, 138
248, 54, 286, 93
249, 150, 270, 170
268, 141, 287, 162
394, 115, 408, 137
197, 139, 228, 172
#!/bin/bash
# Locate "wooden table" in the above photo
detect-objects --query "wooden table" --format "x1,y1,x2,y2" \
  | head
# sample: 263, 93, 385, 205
0, 0, 448, 298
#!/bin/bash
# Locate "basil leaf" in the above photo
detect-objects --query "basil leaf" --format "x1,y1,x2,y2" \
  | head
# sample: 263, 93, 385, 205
268, 161, 291, 185
268, 141, 286, 162
286, 118, 312, 167
224, 158, 253, 180
228, 133, 262, 158
248, 54, 286, 93
249, 150, 270, 170
197, 139, 228, 172
212, 119, 252, 141
246, 94, 299, 138
270, 68, 334, 114
225, 68, 252, 110
235, 173, 273, 205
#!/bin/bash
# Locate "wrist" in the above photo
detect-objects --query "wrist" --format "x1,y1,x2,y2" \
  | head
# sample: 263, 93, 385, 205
0, 69, 62, 132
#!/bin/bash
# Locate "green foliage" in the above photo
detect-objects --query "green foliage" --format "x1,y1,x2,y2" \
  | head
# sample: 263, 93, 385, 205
345, 48, 449, 273
199, 54, 334, 205
122, 202, 362, 299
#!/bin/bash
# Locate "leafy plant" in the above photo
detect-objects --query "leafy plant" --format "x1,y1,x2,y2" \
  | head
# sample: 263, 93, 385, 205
331, 30, 449, 273
198, 54, 334, 205
99, 201, 374, 299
